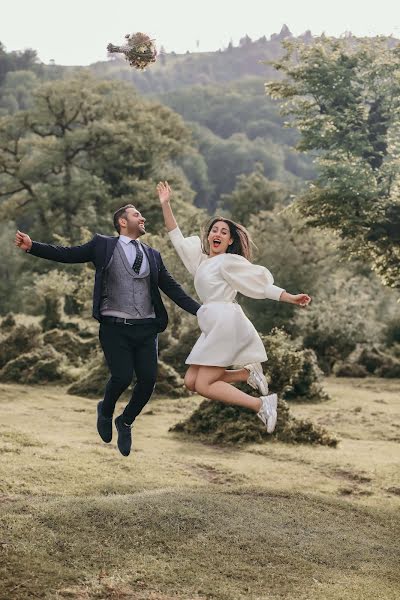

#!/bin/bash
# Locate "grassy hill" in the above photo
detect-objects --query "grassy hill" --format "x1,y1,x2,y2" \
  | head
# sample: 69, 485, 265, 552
0, 377, 399, 599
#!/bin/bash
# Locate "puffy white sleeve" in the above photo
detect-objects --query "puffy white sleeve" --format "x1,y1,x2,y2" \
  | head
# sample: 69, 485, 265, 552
168, 226, 204, 276
220, 254, 285, 301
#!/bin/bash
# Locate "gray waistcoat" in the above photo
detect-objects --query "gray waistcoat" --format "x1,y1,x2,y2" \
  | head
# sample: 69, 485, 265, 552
100, 243, 155, 318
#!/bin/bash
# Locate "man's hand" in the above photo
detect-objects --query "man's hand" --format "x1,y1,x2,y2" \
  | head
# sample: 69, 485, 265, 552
15, 230, 32, 252
157, 181, 172, 205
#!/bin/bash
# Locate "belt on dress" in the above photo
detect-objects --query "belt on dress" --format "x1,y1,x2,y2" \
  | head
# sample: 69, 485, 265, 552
202, 301, 237, 305
100, 316, 157, 326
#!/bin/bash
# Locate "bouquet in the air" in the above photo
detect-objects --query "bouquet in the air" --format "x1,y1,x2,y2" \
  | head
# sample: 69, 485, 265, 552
107, 32, 157, 70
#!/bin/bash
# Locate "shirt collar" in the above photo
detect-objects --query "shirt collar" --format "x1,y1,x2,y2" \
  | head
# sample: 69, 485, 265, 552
119, 235, 141, 246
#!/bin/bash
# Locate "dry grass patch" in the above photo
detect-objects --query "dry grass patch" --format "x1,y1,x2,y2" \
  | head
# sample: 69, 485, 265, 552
1, 489, 399, 600
0, 379, 399, 599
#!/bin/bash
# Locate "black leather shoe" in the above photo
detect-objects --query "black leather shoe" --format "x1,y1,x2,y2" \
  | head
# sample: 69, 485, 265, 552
115, 415, 132, 456
97, 401, 112, 443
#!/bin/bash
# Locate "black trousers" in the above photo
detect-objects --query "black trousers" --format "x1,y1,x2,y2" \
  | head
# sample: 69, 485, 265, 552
99, 321, 159, 425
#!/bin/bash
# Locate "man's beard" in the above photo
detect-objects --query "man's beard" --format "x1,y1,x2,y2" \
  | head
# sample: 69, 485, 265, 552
128, 225, 145, 237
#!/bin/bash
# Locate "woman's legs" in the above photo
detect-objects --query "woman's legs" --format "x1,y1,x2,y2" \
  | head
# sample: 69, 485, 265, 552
222, 368, 249, 384
184, 365, 200, 391
184, 366, 248, 391
194, 366, 262, 412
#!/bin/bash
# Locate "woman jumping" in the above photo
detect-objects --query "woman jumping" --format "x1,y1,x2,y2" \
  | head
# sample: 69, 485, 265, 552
157, 181, 311, 433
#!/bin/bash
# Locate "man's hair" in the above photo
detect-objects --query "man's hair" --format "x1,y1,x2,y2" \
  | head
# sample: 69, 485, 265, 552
113, 204, 136, 233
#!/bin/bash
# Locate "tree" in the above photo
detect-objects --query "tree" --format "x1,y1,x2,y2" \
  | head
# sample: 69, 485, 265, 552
0, 43, 39, 87
0, 74, 194, 241
0, 221, 33, 314
220, 163, 288, 225
267, 37, 400, 288
189, 125, 284, 210
242, 208, 337, 333
293, 273, 396, 373
239, 35, 252, 47
0, 70, 38, 115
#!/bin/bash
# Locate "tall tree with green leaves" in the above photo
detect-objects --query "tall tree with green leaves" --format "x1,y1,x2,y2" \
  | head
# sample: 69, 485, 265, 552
0, 70, 38, 115
220, 163, 288, 225
0, 43, 39, 87
267, 37, 400, 287
0, 73, 194, 241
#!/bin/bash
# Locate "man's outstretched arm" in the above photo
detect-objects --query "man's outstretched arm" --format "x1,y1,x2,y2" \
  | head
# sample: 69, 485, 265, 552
157, 256, 201, 316
15, 230, 97, 264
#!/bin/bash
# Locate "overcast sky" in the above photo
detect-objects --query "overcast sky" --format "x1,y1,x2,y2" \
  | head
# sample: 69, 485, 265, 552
2, 0, 400, 65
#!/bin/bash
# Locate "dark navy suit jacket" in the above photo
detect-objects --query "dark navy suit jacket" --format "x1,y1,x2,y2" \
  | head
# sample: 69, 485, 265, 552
29, 234, 201, 332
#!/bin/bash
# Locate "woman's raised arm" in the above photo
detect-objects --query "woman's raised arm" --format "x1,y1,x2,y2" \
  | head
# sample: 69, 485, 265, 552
157, 181, 178, 232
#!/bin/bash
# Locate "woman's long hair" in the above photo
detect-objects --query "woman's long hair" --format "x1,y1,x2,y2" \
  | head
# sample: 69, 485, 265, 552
201, 216, 254, 261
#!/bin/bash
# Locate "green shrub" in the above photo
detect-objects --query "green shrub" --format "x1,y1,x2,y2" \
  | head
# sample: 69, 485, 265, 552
333, 362, 368, 378
170, 328, 334, 446
67, 353, 109, 398
284, 349, 328, 403
384, 318, 400, 346
42, 329, 96, 366
0, 323, 41, 368
261, 329, 328, 402
358, 347, 396, 374
260, 328, 303, 394
171, 398, 337, 447
0, 345, 67, 384
160, 321, 199, 375
376, 362, 400, 378
294, 276, 386, 374
154, 360, 187, 398
67, 355, 187, 399
0, 313, 16, 330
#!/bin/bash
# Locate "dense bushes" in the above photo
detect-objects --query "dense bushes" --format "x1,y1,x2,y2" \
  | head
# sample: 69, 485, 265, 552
67, 355, 186, 399
171, 398, 337, 447
170, 328, 335, 446
358, 347, 400, 378
261, 329, 328, 402
0, 323, 41, 369
42, 329, 96, 366
0, 345, 67, 384
67, 352, 109, 398
334, 345, 400, 379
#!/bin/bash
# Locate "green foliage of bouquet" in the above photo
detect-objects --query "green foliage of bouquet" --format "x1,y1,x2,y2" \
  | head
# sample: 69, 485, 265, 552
107, 32, 157, 70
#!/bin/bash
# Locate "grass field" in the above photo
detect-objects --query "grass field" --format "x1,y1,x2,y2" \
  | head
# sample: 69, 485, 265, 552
0, 377, 399, 600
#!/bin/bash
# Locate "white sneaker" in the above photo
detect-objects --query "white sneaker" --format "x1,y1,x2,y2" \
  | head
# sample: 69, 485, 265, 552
244, 362, 269, 396
257, 394, 278, 434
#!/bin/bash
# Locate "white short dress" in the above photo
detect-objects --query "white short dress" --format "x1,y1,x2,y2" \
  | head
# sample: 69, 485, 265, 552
168, 227, 285, 368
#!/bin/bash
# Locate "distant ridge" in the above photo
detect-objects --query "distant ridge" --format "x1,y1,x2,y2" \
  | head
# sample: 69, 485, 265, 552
88, 26, 400, 94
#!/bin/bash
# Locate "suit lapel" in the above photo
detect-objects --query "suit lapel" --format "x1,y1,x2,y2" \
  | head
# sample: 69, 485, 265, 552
142, 244, 158, 285
104, 236, 119, 268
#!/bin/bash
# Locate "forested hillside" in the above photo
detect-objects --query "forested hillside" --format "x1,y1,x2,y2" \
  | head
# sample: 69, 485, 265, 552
0, 32, 399, 379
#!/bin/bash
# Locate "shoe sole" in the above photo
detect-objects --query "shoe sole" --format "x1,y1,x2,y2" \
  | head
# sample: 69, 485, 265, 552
257, 394, 278, 434
266, 410, 277, 434
266, 394, 278, 433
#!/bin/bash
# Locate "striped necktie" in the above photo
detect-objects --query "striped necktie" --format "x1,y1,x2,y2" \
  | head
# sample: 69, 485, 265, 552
130, 239, 143, 274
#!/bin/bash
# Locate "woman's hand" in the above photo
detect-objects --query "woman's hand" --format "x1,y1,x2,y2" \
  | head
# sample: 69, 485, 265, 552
157, 181, 178, 232
157, 181, 172, 205
291, 293, 311, 307
280, 291, 311, 306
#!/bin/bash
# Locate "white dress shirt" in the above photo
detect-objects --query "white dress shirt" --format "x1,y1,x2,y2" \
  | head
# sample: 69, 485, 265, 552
118, 235, 149, 275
